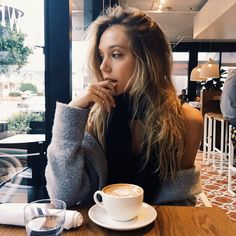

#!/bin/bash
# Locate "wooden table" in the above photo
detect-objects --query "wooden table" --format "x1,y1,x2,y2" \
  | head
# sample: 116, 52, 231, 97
0, 205, 235, 236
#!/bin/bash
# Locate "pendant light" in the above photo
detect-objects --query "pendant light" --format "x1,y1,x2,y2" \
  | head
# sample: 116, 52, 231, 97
200, 58, 220, 78
190, 65, 207, 81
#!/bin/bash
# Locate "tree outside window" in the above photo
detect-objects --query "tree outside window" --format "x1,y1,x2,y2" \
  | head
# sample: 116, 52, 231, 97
0, 23, 32, 74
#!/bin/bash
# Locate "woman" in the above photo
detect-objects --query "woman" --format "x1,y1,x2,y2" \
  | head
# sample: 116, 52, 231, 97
45, 6, 203, 206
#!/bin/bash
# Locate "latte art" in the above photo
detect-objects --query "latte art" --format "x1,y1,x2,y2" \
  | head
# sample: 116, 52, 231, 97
94, 183, 144, 221
104, 184, 142, 197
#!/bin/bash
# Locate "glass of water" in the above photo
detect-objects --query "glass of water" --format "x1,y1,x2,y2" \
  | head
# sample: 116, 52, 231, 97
24, 199, 66, 236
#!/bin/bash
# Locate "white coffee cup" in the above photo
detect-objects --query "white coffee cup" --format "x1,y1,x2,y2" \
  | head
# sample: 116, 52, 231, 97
93, 183, 144, 221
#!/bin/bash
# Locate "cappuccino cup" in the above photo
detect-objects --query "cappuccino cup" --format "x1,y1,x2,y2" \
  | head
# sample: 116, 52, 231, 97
93, 183, 144, 221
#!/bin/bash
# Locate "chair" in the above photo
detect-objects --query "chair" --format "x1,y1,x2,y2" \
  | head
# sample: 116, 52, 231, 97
0, 134, 47, 187
0, 150, 23, 184
0, 147, 48, 203
198, 191, 212, 207
203, 113, 215, 164
0, 148, 28, 167
200, 89, 222, 153
0, 149, 27, 203
228, 124, 236, 196
212, 114, 229, 174
29, 121, 45, 134
0, 148, 34, 187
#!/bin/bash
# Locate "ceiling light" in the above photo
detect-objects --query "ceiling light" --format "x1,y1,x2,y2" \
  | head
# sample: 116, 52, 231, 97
190, 65, 207, 81
200, 58, 220, 78
160, 0, 166, 4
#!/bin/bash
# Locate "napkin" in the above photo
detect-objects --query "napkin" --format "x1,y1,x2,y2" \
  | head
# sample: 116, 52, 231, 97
0, 203, 83, 230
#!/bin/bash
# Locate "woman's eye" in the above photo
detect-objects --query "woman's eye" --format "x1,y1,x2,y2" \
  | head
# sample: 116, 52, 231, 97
112, 53, 123, 58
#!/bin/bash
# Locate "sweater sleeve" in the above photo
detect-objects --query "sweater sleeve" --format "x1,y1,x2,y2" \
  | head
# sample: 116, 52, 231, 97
45, 102, 107, 207
154, 163, 202, 205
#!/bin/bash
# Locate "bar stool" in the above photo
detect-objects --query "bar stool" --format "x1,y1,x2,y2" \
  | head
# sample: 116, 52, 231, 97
212, 114, 229, 174
228, 124, 236, 196
203, 113, 218, 164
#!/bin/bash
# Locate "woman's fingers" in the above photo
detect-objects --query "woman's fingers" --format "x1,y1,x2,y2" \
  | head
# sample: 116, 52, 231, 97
90, 92, 106, 110
88, 82, 116, 112
99, 87, 116, 107
98, 80, 117, 95
68, 80, 116, 112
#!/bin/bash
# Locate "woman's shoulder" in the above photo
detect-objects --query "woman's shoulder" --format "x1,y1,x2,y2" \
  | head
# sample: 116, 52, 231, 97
182, 103, 203, 127
180, 104, 203, 169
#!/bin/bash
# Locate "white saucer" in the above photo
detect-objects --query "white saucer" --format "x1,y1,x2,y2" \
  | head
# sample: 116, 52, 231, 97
88, 202, 157, 231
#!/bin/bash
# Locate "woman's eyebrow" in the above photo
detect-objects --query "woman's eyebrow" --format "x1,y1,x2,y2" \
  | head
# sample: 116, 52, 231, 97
109, 44, 126, 49
99, 44, 127, 51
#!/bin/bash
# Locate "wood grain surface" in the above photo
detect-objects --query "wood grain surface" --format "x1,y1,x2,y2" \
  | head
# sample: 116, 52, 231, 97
0, 205, 235, 236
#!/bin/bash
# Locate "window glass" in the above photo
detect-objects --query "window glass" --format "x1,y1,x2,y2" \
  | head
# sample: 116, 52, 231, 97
72, 41, 89, 98
198, 52, 220, 64
0, 0, 45, 136
72, 0, 89, 99
172, 52, 189, 95
221, 52, 236, 73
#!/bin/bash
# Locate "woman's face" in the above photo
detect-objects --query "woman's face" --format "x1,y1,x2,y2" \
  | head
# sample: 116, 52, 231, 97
98, 25, 136, 95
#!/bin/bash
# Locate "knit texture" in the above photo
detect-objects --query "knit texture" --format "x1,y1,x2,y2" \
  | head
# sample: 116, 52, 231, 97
45, 102, 202, 207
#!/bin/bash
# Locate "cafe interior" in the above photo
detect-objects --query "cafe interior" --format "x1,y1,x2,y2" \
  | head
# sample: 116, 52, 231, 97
0, 0, 236, 234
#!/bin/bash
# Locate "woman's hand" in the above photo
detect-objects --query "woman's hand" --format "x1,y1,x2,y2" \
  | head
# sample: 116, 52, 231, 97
68, 80, 116, 112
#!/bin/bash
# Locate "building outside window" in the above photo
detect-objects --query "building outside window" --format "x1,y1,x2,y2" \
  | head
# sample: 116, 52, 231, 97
0, 0, 45, 136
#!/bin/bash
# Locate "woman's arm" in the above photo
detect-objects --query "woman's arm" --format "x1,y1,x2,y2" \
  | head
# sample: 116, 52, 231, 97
180, 104, 204, 169
45, 102, 107, 206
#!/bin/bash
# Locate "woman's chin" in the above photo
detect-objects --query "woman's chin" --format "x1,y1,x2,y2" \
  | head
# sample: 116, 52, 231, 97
115, 88, 130, 96
114, 92, 126, 96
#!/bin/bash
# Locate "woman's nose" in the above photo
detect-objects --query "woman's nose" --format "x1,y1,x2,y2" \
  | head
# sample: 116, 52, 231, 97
100, 57, 111, 72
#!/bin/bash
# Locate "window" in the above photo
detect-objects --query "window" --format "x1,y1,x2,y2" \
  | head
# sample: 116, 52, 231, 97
172, 52, 189, 95
221, 52, 236, 72
72, 0, 89, 98
0, 0, 45, 136
72, 41, 89, 98
198, 52, 220, 65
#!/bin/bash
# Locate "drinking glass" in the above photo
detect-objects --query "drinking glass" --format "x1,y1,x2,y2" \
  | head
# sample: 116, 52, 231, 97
24, 199, 66, 236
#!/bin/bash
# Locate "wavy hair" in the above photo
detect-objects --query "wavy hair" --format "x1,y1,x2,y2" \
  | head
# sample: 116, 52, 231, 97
85, 6, 186, 179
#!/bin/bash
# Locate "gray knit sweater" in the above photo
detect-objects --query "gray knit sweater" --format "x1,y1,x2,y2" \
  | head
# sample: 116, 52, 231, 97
45, 102, 202, 207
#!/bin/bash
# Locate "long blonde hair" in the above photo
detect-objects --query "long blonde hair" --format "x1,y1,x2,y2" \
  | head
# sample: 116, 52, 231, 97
86, 6, 186, 179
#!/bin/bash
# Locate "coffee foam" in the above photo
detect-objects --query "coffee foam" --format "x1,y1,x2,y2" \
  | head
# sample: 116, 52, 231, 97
104, 184, 142, 197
